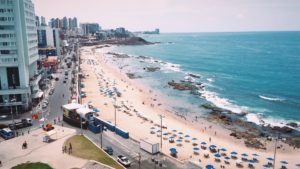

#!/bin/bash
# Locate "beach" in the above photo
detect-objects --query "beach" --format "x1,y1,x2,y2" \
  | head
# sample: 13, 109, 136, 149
79, 45, 300, 169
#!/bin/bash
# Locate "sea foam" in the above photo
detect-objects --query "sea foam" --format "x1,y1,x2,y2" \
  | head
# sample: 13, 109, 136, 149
259, 95, 285, 102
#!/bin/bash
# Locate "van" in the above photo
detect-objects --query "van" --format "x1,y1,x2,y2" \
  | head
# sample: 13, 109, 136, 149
0, 128, 15, 140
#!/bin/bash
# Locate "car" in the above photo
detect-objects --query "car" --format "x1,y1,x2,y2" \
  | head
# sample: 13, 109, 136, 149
117, 155, 131, 167
0, 128, 14, 140
63, 80, 66, 83
103, 146, 113, 155
80, 92, 86, 98
42, 103, 47, 109
43, 100, 49, 105
55, 77, 59, 81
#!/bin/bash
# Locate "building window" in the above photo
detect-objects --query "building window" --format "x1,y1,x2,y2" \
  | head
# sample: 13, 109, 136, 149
6, 67, 20, 89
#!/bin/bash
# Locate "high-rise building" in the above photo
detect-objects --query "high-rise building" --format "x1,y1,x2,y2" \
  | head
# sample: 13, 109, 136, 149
40, 16, 46, 26
35, 16, 40, 27
80, 23, 100, 35
37, 26, 61, 56
37, 26, 54, 47
68, 18, 72, 29
0, 0, 39, 111
72, 17, 78, 29
62, 17, 68, 30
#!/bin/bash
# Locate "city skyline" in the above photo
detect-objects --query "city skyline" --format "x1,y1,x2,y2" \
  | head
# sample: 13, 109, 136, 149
32, 0, 300, 32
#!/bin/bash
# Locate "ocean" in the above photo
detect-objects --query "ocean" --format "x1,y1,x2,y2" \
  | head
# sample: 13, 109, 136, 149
109, 32, 300, 128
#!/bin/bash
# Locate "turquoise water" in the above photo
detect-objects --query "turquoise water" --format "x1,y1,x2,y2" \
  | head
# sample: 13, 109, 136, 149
111, 32, 300, 126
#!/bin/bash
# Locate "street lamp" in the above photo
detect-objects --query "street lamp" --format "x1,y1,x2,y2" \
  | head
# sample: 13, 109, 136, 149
97, 124, 103, 148
273, 133, 281, 169
159, 115, 164, 151
113, 97, 117, 130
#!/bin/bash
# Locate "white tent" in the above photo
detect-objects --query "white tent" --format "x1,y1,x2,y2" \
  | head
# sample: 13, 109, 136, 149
76, 107, 94, 119
62, 103, 83, 110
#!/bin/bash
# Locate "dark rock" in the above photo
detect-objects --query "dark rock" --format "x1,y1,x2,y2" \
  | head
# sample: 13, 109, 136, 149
126, 73, 142, 79
145, 67, 160, 72
287, 122, 298, 128
230, 132, 237, 137
188, 73, 200, 78
107, 52, 130, 58
244, 139, 266, 150
272, 126, 293, 133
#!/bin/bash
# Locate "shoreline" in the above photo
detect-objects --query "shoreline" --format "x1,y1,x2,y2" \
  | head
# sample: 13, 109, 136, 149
80, 45, 300, 168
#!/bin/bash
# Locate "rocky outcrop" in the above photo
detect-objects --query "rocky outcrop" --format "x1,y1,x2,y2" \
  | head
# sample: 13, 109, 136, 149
144, 67, 160, 72
167, 80, 202, 96
287, 122, 298, 128
126, 73, 142, 79
107, 52, 130, 58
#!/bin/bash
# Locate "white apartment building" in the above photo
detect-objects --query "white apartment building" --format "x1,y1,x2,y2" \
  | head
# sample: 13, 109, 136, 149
0, 0, 39, 112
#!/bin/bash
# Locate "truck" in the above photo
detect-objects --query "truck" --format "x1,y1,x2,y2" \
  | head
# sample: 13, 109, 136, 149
140, 138, 160, 154
8, 118, 32, 130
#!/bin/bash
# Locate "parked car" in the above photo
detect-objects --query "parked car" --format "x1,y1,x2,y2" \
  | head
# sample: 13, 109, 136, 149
42, 103, 47, 109
117, 155, 131, 167
80, 92, 86, 98
103, 146, 113, 155
63, 80, 66, 84
0, 128, 14, 140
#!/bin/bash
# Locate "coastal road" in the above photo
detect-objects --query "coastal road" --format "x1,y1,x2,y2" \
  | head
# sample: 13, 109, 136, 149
84, 129, 200, 169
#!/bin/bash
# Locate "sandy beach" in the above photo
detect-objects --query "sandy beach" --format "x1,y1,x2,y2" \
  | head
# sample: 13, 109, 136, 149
79, 45, 300, 169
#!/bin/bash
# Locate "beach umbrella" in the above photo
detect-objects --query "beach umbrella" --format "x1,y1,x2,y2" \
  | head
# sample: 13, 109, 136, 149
169, 136, 175, 139
224, 156, 230, 160
241, 153, 248, 157
252, 153, 259, 157
192, 138, 198, 141
266, 157, 274, 161
280, 161, 288, 164
163, 132, 169, 136
185, 135, 190, 138
230, 151, 238, 155
172, 129, 177, 132
210, 145, 217, 148
296, 164, 300, 167
201, 142, 207, 145
170, 148, 177, 154
214, 154, 221, 158
205, 164, 215, 169
151, 127, 155, 129
220, 148, 227, 152
176, 139, 183, 142
178, 131, 184, 135
193, 147, 200, 151
248, 160, 255, 164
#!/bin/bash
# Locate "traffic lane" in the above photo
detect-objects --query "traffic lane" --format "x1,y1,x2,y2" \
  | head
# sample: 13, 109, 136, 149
85, 130, 182, 169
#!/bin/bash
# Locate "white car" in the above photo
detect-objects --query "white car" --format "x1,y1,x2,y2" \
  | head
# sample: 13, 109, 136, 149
117, 155, 131, 167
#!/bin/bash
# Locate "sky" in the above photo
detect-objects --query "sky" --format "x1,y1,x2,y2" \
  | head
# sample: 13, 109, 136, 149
32, 0, 300, 33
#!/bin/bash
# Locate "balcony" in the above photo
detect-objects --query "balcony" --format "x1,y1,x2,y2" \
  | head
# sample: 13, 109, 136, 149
0, 87, 30, 95
0, 20, 14, 26
0, 55, 18, 66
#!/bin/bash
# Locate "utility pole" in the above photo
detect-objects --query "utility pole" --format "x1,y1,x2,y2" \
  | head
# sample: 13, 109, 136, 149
159, 115, 164, 151
273, 133, 280, 169
80, 115, 83, 135
113, 97, 117, 130
138, 153, 141, 169
97, 124, 103, 148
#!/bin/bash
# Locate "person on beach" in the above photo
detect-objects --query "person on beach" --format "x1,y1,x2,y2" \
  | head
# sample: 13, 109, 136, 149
69, 143, 72, 154
209, 137, 211, 142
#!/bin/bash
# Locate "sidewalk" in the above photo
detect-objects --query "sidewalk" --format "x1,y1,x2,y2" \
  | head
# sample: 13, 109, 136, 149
0, 125, 87, 169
